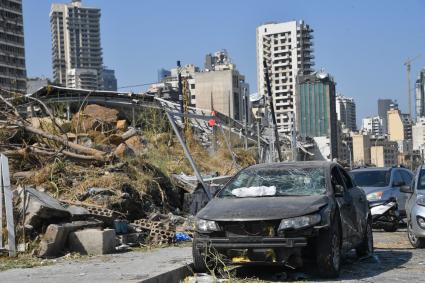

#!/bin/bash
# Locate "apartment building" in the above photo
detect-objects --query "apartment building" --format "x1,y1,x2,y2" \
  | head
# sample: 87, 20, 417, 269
296, 71, 337, 159
413, 117, 425, 151
336, 94, 357, 131
388, 106, 412, 142
370, 141, 398, 167
0, 0, 27, 92
378, 99, 394, 135
256, 20, 314, 134
50, 0, 103, 89
352, 133, 371, 166
361, 116, 384, 137
416, 68, 425, 118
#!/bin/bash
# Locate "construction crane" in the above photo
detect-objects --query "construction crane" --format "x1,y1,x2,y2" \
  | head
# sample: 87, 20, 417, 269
404, 55, 421, 119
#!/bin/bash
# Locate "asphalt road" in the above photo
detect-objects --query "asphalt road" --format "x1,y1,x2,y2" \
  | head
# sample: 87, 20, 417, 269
229, 229, 425, 282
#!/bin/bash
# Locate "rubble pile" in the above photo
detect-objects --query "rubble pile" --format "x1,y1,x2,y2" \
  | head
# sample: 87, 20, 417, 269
0, 93, 256, 258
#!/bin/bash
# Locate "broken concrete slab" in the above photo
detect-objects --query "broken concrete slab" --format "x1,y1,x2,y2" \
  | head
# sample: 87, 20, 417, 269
23, 187, 71, 230
68, 228, 116, 255
83, 104, 119, 124
66, 205, 91, 220
38, 220, 103, 258
114, 143, 135, 158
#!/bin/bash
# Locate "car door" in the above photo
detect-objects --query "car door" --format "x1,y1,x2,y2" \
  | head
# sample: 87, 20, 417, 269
338, 167, 367, 244
392, 170, 407, 212
331, 166, 358, 250
399, 169, 414, 213
405, 170, 418, 222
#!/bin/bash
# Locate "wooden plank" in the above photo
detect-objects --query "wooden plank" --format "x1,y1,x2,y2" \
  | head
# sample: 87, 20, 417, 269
1, 154, 16, 257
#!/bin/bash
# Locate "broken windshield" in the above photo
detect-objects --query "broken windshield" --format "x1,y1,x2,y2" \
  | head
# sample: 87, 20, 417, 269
218, 167, 327, 198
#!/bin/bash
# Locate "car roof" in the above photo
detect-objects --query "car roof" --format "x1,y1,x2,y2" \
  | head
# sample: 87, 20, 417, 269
246, 161, 336, 171
351, 167, 392, 172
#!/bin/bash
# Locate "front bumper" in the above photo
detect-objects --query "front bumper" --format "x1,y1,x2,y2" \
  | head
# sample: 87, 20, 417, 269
194, 236, 308, 249
411, 204, 425, 237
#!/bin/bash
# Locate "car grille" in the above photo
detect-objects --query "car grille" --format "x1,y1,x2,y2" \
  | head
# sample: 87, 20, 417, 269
220, 221, 279, 237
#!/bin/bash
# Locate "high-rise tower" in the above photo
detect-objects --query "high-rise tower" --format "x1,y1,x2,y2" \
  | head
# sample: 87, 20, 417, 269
50, 0, 103, 89
256, 20, 314, 134
0, 0, 27, 92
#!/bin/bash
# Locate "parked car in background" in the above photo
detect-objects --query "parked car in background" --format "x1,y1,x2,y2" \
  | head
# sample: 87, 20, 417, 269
193, 161, 372, 278
402, 165, 425, 248
349, 167, 413, 219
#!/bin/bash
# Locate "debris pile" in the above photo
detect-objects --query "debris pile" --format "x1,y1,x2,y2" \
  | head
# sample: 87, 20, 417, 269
0, 93, 255, 258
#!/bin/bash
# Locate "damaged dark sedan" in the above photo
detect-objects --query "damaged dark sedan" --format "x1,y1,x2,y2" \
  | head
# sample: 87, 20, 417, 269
193, 161, 372, 278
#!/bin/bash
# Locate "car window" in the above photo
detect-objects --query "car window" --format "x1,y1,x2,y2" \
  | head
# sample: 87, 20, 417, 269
218, 167, 327, 197
418, 169, 425, 190
392, 170, 404, 186
338, 167, 353, 189
349, 170, 390, 187
400, 170, 413, 186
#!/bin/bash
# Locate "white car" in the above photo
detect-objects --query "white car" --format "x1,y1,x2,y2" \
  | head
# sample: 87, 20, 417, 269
401, 165, 425, 248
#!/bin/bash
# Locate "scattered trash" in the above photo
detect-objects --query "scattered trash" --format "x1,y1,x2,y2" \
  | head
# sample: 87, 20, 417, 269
175, 232, 191, 242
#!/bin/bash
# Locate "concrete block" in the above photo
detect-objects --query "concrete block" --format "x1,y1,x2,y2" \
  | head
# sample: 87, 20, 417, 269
68, 228, 116, 255
38, 221, 103, 258
24, 187, 71, 230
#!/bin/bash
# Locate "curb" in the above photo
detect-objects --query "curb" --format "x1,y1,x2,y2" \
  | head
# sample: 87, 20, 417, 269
142, 263, 194, 283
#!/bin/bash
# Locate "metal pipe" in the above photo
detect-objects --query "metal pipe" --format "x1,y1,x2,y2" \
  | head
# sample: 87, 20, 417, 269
263, 59, 283, 162
257, 120, 261, 162
177, 61, 183, 114
166, 112, 212, 200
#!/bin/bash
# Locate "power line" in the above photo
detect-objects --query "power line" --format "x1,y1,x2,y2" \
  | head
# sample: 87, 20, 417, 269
117, 82, 158, 90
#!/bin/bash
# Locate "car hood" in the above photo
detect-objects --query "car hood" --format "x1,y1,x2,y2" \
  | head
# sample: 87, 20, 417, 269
196, 195, 329, 221
358, 186, 392, 195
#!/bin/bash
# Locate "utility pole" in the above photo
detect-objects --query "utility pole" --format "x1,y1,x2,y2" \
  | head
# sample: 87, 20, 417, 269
243, 87, 248, 150
263, 59, 283, 162
404, 55, 421, 119
177, 61, 183, 114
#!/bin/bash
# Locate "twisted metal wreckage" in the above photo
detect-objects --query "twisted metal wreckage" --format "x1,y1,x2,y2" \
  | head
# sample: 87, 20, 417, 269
0, 85, 315, 256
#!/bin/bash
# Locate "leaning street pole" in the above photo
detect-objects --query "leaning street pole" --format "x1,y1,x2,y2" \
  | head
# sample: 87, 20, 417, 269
177, 61, 184, 114
263, 59, 283, 162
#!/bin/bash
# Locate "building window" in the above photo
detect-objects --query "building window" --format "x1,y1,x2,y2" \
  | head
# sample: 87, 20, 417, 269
190, 84, 195, 89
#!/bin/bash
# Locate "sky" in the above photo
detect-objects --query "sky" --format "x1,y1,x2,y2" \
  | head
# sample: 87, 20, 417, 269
22, 0, 425, 125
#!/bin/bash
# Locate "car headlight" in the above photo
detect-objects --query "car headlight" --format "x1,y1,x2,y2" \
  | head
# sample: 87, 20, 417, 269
278, 214, 321, 230
367, 191, 384, 201
416, 197, 425, 207
195, 219, 220, 232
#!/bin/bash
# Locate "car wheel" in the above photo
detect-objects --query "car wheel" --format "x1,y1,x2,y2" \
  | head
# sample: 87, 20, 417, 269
316, 215, 341, 278
408, 221, 425, 249
192, 241, 208, 273
356, 219, 373, 257
383, 222, 398, 232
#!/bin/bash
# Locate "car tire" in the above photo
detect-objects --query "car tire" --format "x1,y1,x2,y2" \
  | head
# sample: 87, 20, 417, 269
192, 241, 208, 273
356, 218, 373, 257
383, 222, 398, 232
408, 221, 425, 249
316, 215, 341, 278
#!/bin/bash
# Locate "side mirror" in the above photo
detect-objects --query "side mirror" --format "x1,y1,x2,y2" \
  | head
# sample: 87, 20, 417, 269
334, 184, 344, 197
400, 185, 413, 194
